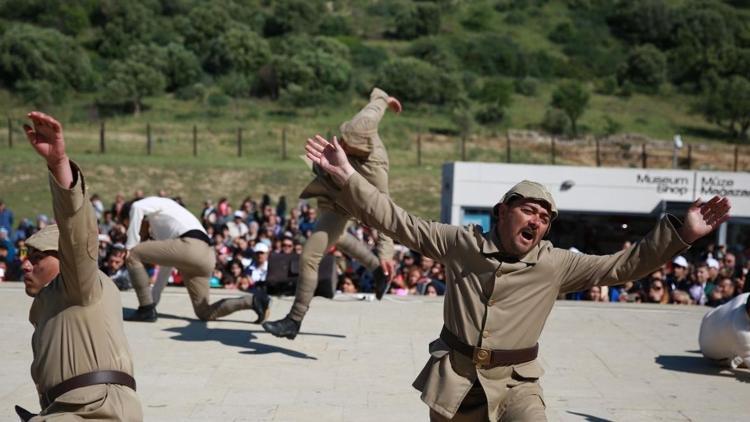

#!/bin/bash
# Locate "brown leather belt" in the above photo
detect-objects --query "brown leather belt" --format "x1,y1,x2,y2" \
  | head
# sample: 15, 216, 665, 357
440, 326, 538, 369
40, 370, 136, 408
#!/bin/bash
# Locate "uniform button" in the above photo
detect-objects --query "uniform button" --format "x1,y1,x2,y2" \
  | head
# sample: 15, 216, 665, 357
482, 330, 490, 338
477, 349, 489, 360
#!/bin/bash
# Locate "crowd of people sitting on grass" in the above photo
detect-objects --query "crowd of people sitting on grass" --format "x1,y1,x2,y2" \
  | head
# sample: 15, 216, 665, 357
0, 195, 747, 305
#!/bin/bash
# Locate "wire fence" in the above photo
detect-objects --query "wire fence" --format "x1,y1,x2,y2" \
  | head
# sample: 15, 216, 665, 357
2, 118, 748, 172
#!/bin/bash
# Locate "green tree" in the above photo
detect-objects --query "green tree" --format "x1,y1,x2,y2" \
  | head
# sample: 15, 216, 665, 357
390, 2, 441, 40
606, 0, 675, 48
700, 75, 750, 139
263, 0, 326, 36
101, 58, 165, 115
96, 2, 160, 58
550, 81, 590, 137
0, 23, 93, 102
375, 57, 460, 104
204, 25, 271, 75
617, 44, 666, 93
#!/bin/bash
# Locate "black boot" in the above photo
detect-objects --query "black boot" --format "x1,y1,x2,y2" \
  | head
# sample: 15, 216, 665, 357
252, 291, 271, 324
124, 304, 157, 322
262, 315, 301, 340
372, 266, 389, 301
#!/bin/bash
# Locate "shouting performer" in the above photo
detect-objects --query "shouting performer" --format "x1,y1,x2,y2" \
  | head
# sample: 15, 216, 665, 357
304, 133, 731, 421
263, 87, 402, 340
17, 112, 142, 421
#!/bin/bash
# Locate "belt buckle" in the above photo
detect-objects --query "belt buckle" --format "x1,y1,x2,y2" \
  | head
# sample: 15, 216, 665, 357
472, 347, 491, 369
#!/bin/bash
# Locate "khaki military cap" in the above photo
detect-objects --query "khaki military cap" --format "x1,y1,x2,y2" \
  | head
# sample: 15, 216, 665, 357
26, 224, 60, 252
494, 181, 558, 220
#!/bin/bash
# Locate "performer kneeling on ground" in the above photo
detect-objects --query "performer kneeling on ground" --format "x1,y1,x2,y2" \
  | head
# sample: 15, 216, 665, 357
123, 196, 270, 323
16, 111, 143, 421
304, 134, 731, 421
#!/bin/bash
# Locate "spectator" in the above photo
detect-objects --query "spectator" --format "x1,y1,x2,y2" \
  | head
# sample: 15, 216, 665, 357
337, 275, 359, 293
706, 257, 721, 285
226, 211, 249, 239
586, 285, 607, 302
100, 244, 130, 291
99, 210, 115, 236
0, 228, 15, 263
666, 255, 689, 293
247, 242, 270, 285
689, 262, 712, 305
708, 277, 735, 307
111, 193, 126, 220
90, 193, 104, 221
723, 252, 738, 278
671, 289, 692, 305
279, 237, 295, 255
645, 277, 670, 304
0, 199, 14, 235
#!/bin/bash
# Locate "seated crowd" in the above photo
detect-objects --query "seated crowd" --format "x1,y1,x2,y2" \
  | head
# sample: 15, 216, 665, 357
1, 195, 747, 305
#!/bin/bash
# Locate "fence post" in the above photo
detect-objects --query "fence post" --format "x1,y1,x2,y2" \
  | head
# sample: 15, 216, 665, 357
7, 117, 12, 148
237, 128, 242, 157
417, 133, 422, 166
641, 143, 647, 168
146, 123, 152, 155
595, 137, 601, 167
506, 131, 511, 163
460, 135, 466, 161
282, 127, 287, 160
734, 145, 739, 172
551, 137, 556, 164
193, 125, 197, 157
687, 144, 692, 169
99, 121, 105, 154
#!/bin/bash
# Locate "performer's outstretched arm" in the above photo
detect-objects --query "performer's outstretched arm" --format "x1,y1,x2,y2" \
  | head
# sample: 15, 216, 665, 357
24, 112, 101, 305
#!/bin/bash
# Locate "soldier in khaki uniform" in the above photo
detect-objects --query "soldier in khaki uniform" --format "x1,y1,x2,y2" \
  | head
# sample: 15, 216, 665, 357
263, 87, 402, 339
16, 111, 142, 421
122, 195, 270, 324
304, 134, 731, 421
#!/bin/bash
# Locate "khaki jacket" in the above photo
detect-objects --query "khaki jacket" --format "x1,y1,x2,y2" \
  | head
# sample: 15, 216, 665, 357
301, 87, 393, 260
334, 172, 690, 420
29, 163, 141, 419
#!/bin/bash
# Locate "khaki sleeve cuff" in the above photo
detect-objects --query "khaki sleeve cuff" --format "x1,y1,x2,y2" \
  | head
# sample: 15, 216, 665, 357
663, 214, 691, 256
48, 160, 86, 217
370, 87, 389, 102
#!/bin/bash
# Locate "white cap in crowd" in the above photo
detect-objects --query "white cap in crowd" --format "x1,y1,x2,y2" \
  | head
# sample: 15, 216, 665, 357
233, 210, 245, 219
705, 258, 720, 269
253, 242, 270, 254
672, 255, 688, 268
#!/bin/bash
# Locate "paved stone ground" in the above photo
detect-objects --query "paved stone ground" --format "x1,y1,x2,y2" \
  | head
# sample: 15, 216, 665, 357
1, 283, 748, 421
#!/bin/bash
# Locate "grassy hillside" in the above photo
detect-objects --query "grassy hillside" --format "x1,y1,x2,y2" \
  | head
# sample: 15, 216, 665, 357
1, 0, 749, 221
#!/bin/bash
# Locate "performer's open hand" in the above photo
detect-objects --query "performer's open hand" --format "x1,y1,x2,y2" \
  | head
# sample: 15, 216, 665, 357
387, 96, 402, 114
305, 135, 355, 186
24, 112, 67, 165
679, 196, 731, 244
380, 259, 395, 282
24, 111, 73, 187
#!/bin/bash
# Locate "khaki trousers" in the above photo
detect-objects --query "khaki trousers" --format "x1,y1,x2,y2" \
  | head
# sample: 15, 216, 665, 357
288, 210, 380, 321
429, 380, 546, 422
127, 237, 254, 321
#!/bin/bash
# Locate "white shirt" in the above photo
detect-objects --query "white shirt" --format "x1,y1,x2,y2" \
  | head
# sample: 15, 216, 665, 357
698, 293, 750, 369
248, 261, 268, 283
126, 197, 205, 249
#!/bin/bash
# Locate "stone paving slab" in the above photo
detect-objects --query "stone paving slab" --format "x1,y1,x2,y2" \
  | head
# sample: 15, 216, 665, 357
1, 283, 748, 421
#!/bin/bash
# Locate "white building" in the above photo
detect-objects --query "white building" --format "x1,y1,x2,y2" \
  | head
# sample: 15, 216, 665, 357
441, 162, 750, 254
